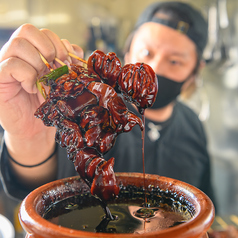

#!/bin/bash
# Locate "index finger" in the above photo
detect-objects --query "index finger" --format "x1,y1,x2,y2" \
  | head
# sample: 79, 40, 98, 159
40, 28, 72, 64
7, 24, 57, 63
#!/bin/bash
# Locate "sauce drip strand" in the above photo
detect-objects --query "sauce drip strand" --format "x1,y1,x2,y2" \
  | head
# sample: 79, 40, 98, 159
134, 110, 156, 223
141, 114, 147, 205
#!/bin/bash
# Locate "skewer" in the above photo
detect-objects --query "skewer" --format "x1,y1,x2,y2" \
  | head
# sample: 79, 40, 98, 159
216, 216, 228, 230
39, 52, 53, 71
68, 52, 87, 64
54, 57, 66, 66
38, 51, 88, 98
39, 52, 67, 68
230, 215, 238, 226
36, 80, 46, 99
38, 52, 53, 99
37, 53, 70, 99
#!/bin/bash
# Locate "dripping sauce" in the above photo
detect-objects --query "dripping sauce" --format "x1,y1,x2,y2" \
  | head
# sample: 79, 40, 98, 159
141, 114, 147, 205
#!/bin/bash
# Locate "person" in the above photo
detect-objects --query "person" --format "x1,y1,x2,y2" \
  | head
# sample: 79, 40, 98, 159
0, 1, 216, 209
105, 1, 217, 207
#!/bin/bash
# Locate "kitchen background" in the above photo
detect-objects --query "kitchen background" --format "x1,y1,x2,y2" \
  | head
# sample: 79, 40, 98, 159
0, 0, 238, 237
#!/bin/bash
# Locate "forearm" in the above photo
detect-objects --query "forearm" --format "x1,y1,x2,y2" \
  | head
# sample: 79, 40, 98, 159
4, 127, 57, 188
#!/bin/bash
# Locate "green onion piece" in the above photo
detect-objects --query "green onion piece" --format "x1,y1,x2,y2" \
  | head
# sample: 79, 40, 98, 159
39, 65, 69, 84
36, 80, 46, 99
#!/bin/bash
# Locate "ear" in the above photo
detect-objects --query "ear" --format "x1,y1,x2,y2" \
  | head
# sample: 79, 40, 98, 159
199, 59, 206, 70
181, 75, 195, 92
182, 59, 206, 91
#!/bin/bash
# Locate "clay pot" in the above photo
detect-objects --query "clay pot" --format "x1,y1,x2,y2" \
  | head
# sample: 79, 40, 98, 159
19, 173, 214, 238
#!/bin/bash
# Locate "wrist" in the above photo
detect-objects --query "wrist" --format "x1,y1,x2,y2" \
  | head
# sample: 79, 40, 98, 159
7, 143, 57, 168
4, 127, 56, 167
4, 128, 58, 189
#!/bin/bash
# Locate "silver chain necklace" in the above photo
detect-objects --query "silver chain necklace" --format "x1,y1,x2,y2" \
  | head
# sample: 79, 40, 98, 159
147, 122, 163, 142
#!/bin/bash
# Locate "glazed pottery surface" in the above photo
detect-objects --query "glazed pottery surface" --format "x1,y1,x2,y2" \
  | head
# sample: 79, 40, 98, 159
19, 173, 215, 238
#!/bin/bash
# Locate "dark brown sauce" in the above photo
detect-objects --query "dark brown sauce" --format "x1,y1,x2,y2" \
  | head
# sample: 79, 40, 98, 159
47, 204, 185, 233
141, 114, 146, 205
134, 114, 157, 220
43, 191, 190, 234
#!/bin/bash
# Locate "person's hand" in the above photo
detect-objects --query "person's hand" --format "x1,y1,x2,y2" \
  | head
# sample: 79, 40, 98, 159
0, 23, 83, 141
0, 24, 84, 182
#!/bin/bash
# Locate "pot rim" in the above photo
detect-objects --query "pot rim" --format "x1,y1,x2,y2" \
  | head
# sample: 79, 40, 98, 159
19, 172, 215, 238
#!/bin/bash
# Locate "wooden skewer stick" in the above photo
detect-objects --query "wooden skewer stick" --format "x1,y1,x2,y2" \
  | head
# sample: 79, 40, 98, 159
230, 215, 238, 226
216, 216, 228, 229
68, 52, 87, 64
39, 52, 53, 71
38, 52, 52, 99
54, 57, 66, 66
54, 57, 71, 70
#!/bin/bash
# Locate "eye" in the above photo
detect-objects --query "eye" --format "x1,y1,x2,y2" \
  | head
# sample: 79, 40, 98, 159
169, 60, 181, 65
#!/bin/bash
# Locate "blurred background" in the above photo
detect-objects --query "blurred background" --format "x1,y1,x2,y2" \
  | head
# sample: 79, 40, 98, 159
1, 0, 238, 236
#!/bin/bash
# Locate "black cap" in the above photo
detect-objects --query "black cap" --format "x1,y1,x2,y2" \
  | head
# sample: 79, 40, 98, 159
134, 1, 208, 53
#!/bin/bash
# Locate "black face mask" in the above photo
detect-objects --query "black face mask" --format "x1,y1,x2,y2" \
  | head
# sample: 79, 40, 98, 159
151, 75, 186, 109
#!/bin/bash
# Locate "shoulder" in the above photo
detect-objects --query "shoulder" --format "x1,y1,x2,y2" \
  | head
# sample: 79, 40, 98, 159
175, 101, 200, 119
173, 101, 205, 132
166, 101, 208, 148
163, 102, 211, 175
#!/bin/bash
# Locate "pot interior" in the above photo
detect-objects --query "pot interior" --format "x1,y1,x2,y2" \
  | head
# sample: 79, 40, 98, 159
34, 173, 199, 234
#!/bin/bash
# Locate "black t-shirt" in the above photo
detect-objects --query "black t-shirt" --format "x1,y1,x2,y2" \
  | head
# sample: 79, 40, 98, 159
104, 102, 211, 192
104, 101, 216, 205
0, 101, 216, 209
